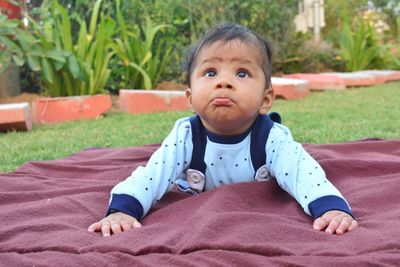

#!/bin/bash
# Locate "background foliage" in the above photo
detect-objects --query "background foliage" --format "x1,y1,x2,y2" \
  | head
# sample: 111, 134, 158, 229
2, 0, 400, 95
27, 0, 116, 96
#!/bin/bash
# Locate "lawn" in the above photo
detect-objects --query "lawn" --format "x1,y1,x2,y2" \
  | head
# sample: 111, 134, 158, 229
1, 81, 399, 173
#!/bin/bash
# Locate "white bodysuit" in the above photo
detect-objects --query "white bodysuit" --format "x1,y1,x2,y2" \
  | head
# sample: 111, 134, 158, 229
108, 115, 352, 220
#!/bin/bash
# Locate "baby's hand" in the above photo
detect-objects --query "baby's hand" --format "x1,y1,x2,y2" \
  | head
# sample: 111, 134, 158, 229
313, 210, 358, 235
88, 212, 142, 237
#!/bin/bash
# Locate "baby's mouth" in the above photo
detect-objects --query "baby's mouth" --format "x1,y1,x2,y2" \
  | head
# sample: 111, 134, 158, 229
212, 97, 233, 106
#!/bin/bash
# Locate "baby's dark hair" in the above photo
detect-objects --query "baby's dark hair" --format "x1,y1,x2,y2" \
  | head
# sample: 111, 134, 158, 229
183, 23, 273, 89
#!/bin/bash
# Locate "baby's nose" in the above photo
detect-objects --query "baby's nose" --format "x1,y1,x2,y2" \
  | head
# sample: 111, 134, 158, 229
216, 79, 233, 89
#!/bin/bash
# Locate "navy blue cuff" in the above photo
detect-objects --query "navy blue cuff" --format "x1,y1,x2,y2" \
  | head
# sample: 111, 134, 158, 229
107, 194, 144, 219
308, 195, 353, 219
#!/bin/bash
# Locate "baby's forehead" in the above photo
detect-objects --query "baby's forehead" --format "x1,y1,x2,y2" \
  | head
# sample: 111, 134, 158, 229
196, 39, 264, 65
202, 38, 261, 53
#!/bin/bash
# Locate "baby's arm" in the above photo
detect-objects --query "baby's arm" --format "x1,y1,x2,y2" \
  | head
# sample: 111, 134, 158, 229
88, 212, 142, 237
266, 124, 358, 234
108, 118, 192, 219
88, 118, 193, 236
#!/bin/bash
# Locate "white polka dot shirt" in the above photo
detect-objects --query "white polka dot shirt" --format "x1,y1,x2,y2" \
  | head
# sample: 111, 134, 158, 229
109, 116, 351, 219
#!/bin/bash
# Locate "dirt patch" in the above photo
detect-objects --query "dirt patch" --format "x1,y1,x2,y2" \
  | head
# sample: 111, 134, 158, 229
0, 93, 41, 109
109, 94, 119, 112
0, 93, 42, 104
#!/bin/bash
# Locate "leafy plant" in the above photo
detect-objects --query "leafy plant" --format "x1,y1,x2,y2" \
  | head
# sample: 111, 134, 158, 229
118, 0, 299, 80
110, 0, 172, 89
378, 16, 400, 70
398, 16, 400, 40
1, 0, 116, 97
35, 0, 116, 96
386, 16, 400, 69
0, 13, 31, 73
339, 14, 382, 71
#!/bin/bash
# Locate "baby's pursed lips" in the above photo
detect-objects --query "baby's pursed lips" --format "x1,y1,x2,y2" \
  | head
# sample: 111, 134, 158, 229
211, 97, 233, 106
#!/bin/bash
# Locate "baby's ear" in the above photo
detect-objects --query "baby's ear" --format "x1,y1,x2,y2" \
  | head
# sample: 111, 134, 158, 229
185, 88, 194, 112
259, 88, 275, 114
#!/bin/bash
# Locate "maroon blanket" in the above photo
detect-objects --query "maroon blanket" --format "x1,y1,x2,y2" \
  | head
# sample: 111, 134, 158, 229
1, 139, 400, 266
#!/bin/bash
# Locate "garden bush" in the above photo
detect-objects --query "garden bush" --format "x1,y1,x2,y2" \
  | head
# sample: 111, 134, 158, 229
4, 0, 400, 94
324, 0, 400, 71
1, 0, 116, 96
27, 0, 302, 85
110, 0, 172, 90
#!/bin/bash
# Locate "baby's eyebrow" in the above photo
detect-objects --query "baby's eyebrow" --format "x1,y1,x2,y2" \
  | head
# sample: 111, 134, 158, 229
200, 58, 221, 65
229, 58, 254, 65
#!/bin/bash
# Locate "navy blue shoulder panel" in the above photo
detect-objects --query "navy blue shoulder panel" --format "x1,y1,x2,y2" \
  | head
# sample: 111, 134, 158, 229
189, 115, 207, 173
268, 112, 282, 124
250, 113, 280, 173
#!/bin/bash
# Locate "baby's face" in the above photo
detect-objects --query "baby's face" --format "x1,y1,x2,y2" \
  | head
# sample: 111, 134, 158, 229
186, 40, 274, 135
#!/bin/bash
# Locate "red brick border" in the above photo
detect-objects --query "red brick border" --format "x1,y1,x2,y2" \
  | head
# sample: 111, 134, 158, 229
33, 95, 112, 124
119, 89, 189, 114
0, 102, 32, 132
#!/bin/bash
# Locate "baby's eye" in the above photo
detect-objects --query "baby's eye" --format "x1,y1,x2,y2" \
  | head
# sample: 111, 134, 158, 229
237, 70, 249, 78
204, 70, 216, 77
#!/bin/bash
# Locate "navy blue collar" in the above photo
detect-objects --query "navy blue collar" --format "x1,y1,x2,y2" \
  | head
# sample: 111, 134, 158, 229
204, 122, 253, 144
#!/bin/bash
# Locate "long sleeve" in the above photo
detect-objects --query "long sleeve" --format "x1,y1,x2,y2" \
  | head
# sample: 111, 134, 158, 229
108, 117, 193, 218
265, 123, 352, 218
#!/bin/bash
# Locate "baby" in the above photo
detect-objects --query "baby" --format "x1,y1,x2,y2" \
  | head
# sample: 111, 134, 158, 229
89, 23, 358, 237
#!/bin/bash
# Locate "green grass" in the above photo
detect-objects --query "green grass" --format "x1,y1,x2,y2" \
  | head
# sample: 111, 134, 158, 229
1, 81, 400, 173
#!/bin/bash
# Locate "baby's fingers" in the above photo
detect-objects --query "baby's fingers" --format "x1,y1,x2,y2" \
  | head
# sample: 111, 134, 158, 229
324, 216, 341, 234
101, 222, 112, 237
133, 220, 142, 228
120, 219, 142, 231
88, 222, 102, 233
347, 219, 359, 232
334, 217, 353, 235
120, 220, 132, 231
87, 221, 112, 237
313, 217, 329, 231
111, 222, 123, 235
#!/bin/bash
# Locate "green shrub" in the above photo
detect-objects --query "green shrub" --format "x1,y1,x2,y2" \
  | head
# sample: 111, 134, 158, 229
2, 0, 116, 97
274, 34, 342, 74
115, 0, 300, 78
20, 1, 399, 89
323, 0, 368, 44
21, 0, 307, 85
0, 14, 32, 73
339, 13, 382, 71
384, 16, 400, 70
325, 0, 400, 71
30, 0, 116, 96
110, 0, 172, 89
